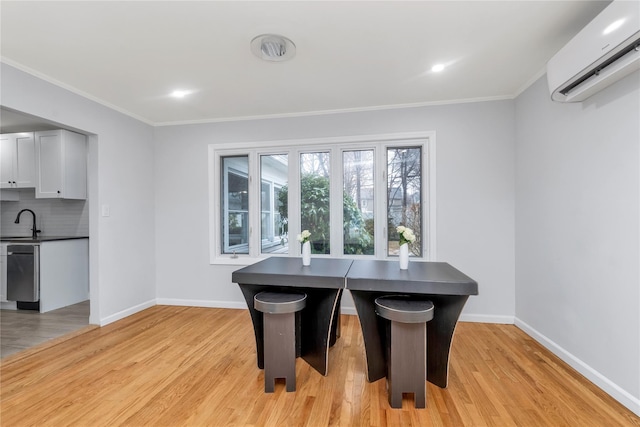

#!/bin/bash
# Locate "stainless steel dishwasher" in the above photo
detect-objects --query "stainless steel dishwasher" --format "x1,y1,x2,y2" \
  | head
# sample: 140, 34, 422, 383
7, 244, 40, 305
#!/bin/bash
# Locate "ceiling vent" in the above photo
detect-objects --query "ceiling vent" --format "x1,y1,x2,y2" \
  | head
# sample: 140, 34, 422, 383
250, 34, 296, 62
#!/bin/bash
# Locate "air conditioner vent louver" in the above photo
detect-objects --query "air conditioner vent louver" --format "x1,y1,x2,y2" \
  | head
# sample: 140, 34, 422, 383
559, 37, 640, 96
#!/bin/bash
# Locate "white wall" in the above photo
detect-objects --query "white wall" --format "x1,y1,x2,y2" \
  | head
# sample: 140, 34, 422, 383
153, 101, 516, 321
515, 71, 640, 413
1, 63, 157, 325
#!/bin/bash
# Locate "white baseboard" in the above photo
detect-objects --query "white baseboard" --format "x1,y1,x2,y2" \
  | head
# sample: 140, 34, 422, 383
160, 299, 361, 314
99, 299, 156, 326
156, 298, 247, 310
460, 313, 514, 324
515, 317, 640, 417
0, 301, 17, 310
155, 300, 513, 322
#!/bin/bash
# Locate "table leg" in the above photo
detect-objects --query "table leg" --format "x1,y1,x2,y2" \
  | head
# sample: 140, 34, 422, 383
300, 288, 342, 375
425, 294, 469, 388
351, 290, 387, 382
330, 289, 343, 345
350, 290, 469, 388
238, 284, 341, 376
239, 284, 270, 369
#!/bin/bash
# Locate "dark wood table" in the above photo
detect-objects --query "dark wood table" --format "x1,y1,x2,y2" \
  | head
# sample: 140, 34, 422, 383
346, 260, 478, 388
232, 257, 353, 376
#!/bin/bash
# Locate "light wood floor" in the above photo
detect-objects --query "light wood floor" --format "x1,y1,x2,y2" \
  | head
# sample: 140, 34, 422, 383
0, 300, 91, 358
1, 306, 638, 426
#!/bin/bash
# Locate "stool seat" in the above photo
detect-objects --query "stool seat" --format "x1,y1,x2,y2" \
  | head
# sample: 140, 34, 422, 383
255, 291, 307, 314
253, 290, 307, 393
375, 295, 434, 323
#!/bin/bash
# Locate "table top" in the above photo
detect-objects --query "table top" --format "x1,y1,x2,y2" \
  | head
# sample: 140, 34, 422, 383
346, 260, 478, 295
232, 257, 478, 296
232, 257, 353, 289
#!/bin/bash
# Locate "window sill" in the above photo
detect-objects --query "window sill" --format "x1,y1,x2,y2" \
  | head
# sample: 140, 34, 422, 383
211, 254, 285, 266
212, 256, 256, 266
212, 253, 428, 266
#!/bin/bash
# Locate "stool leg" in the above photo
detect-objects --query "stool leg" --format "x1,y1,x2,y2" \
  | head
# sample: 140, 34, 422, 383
263, 312, 297, 392
389, 321, 427, 408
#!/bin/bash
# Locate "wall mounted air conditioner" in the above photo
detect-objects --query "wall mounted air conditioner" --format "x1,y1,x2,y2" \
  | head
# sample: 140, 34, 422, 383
547, 0, 640, 102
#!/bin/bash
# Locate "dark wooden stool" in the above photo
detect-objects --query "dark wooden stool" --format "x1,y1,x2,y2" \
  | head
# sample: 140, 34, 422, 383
375, 295, 434, 408
254, 291, 307, 392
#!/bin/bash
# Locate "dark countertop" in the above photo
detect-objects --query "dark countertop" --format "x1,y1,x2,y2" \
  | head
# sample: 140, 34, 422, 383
232, 257, 353, 289
232, 257, 478, 295
346, 259, 478, 295
0, 236, 89, 243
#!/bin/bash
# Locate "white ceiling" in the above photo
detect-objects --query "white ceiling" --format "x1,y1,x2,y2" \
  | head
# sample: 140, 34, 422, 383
1, 1, 611, 126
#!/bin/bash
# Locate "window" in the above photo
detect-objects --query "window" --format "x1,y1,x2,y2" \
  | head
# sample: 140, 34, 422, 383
260, 154, 288, 254
210, 133, 435, 263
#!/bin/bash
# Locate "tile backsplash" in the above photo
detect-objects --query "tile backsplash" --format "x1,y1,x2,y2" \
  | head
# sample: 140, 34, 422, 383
0, 189, 89, 237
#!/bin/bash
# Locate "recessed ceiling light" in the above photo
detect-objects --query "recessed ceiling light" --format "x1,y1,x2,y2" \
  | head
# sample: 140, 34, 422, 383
171, 90, 190, 98
431, 64, 446, 73
251, 34, 296, 62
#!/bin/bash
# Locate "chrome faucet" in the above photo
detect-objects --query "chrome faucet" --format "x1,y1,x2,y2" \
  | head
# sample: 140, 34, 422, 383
14, 209, 41, 240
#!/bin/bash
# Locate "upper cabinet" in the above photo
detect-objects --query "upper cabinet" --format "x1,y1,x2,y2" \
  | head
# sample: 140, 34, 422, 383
0, 132, 36, 189
35, 130, 87, 200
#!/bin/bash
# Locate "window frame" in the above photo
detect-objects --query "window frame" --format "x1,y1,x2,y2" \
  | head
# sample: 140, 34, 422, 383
209, 132, 436, 264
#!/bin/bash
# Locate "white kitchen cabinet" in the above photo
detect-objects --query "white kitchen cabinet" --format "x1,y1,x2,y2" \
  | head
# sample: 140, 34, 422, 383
35, 130, 87, 199
40, 239, 89, 313
0, 132, 36, 189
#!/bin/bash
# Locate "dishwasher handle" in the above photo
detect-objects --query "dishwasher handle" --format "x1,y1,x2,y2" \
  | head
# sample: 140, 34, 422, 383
7, 245, 37, 255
